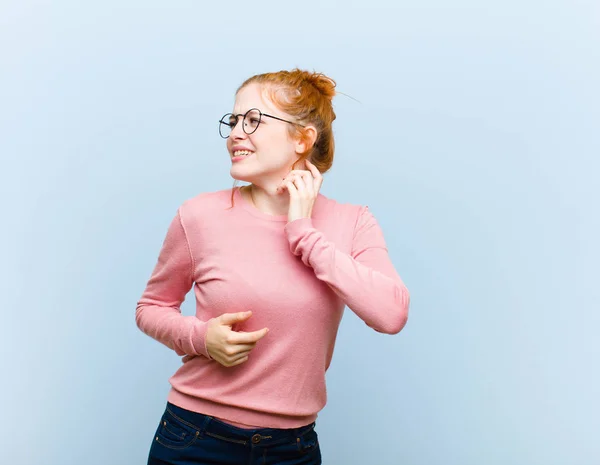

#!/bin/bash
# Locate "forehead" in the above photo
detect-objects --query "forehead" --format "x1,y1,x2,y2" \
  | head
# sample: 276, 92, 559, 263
233, 83, 279, 115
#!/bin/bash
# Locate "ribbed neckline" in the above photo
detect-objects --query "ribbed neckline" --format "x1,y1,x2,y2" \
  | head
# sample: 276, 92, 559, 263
234, 186, 289, 222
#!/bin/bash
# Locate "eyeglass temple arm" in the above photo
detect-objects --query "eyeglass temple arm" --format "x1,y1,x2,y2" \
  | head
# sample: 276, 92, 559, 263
263, 113, 306, 127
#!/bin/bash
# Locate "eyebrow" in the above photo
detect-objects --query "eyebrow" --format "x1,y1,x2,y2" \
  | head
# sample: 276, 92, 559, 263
227, 109, 306, 127
232, 109, 264, 116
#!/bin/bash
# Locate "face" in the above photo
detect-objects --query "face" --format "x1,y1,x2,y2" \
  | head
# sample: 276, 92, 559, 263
226, 83, 304, 185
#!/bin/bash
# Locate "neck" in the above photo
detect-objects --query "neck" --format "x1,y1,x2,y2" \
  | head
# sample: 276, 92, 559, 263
245, 184, 290, 216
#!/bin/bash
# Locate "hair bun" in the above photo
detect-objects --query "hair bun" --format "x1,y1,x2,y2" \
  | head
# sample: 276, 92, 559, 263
297, 70, 336, 100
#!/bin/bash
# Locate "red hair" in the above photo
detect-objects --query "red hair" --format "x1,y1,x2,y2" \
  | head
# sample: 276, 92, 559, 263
229, 68, 337, 207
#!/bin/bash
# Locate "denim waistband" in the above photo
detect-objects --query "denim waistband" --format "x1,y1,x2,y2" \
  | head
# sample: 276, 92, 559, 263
165, 402, 317, 448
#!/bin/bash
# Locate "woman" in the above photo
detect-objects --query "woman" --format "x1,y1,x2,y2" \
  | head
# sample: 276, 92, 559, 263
136, 68, 410, 465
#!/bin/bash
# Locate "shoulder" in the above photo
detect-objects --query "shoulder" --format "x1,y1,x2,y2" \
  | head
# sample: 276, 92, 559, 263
177, 188, 235, 220
314, 192, 370, 229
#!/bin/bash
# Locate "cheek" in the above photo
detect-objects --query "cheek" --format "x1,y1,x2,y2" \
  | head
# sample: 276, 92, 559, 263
257, 132, 293, 156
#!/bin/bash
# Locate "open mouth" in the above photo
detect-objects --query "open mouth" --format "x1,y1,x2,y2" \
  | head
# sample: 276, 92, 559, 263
233, 150, 253, 158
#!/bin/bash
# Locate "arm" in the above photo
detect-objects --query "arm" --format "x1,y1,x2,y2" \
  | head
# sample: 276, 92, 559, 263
284, 206, 410, 334
135, 207, 212, 359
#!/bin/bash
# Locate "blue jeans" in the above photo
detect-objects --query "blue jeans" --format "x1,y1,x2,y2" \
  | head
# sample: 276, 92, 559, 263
147, 402, 322, 465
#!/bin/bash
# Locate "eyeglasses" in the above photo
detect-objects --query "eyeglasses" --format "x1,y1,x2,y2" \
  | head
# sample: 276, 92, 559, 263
218, 108, 305, 139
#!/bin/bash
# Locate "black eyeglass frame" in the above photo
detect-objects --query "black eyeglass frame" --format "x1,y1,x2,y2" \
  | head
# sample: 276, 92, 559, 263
218, 108, 306, 139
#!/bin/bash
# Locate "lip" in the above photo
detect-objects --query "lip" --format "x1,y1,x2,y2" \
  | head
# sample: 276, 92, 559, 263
231, 146, 255, 163
231, 152, 254, 163
231, 145, 254, 154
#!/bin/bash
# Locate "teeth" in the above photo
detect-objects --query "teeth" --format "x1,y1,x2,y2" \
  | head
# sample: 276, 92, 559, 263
234, 150, 252, 157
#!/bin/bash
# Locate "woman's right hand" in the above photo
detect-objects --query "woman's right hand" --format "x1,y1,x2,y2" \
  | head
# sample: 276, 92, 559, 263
205, 311, 269, 367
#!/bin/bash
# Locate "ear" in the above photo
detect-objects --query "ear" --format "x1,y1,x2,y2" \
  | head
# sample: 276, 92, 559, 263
294, 125, 318, 155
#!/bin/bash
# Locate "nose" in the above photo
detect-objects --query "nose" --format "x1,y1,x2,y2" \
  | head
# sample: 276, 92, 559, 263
229, 118, 248, 140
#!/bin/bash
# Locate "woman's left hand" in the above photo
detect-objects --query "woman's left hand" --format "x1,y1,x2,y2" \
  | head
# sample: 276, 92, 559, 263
277, 159, 323, 223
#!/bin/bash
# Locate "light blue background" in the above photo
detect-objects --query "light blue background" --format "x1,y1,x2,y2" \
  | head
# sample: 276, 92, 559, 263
1, 1, 598, 464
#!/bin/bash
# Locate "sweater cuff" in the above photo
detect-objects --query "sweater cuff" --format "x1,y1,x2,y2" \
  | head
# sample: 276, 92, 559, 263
188, 317, 212, 359
284, 217, 315, 255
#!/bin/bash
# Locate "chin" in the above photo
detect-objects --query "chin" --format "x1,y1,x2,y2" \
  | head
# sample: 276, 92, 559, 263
230, 170, 254, 183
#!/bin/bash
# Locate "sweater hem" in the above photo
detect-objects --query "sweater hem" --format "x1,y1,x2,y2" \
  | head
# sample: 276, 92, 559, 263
167, 389, 318, 429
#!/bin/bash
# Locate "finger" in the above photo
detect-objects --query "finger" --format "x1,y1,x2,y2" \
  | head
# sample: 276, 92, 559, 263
223, 337, 257, 352
232, 343, 257, 353
289, 169, 311, 176
303, 163, 321, 191
222, 342, 256, 357
303, 160, 322, 181
290, 169, 316, 190
298, 171, 316, 194
219, 311, 253, 325
226, 353, 250, 367
292, 173, 308, 192
234, 348, 253, 358
285, 170, 310, 183
229, 327, 269, 344
284, 180, 298, 197
304, 160, 322, 181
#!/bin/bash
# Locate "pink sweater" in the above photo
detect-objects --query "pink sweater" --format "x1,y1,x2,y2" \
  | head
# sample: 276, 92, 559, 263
136, 187, 410, 429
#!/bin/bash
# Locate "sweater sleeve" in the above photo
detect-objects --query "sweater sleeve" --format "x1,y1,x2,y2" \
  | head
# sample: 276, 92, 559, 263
135, 207, 212, 359
284, 206, 410, 334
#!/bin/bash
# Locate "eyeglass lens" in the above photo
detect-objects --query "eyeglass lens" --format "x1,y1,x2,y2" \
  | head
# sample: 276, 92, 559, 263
219, 109, 262, 138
